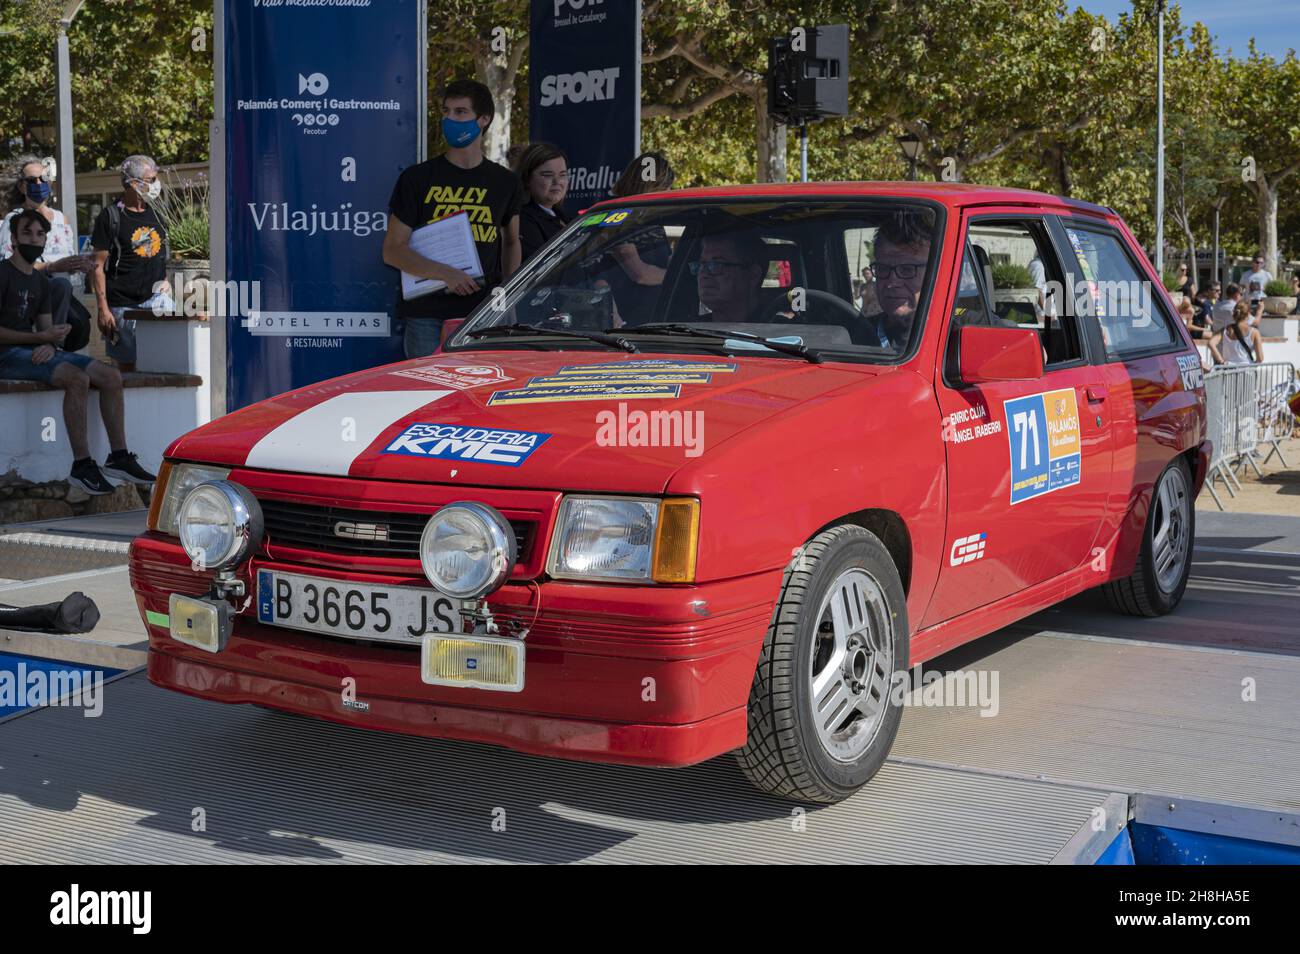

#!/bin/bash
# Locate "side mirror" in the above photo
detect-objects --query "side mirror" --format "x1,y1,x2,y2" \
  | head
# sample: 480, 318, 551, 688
957, 325, 1043, 383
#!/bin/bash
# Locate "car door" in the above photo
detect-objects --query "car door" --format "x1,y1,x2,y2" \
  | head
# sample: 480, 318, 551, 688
922, 211, 1115, 626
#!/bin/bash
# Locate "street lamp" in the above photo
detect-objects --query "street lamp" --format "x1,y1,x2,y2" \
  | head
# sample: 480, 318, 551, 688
55, 0, 87, 240
896, 133, 922, 182
1154, 0, 1166, 275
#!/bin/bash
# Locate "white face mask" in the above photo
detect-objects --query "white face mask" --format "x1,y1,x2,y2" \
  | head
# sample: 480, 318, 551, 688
132, 178, 161, 202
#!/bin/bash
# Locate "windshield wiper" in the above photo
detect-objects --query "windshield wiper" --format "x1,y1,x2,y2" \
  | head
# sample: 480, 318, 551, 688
612, 323, 824, 364
465, 323, 640, 353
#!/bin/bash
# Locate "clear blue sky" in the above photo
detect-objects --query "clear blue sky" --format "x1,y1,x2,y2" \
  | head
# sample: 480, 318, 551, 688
1076, 1, 1300, 59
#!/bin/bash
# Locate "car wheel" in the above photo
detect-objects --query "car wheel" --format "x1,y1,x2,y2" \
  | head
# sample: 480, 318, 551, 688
736, 525, 909, 804
1103, 457, 1194, 617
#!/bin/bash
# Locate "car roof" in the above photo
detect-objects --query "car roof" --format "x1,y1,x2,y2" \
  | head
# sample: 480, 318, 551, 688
588, 181, 1114, 220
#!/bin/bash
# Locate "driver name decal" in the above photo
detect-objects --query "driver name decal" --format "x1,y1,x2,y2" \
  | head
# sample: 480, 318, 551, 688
1004, 388, 1081, 504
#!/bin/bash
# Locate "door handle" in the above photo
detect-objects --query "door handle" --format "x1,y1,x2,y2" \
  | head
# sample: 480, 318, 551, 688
1085, 385, 1107, 403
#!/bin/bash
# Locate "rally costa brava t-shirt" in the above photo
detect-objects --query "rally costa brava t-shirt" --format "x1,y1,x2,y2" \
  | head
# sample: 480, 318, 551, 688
388, 154, 524, 320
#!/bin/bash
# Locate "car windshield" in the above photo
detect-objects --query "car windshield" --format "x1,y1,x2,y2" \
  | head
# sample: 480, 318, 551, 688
448, 199, 944, 362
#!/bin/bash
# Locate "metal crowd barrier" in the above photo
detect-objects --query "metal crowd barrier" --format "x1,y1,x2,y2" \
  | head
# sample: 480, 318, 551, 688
1202, 361, 1298, 510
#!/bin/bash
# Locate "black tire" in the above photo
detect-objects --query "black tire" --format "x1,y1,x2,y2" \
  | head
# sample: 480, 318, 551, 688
1103, 456, 1194, 617
737, 525, 909, 804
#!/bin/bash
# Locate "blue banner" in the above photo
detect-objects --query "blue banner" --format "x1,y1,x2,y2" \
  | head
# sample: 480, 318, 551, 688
529, 0, 641, 217
224, 0, 421, 410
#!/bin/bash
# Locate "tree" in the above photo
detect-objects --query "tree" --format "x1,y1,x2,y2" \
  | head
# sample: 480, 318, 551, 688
1224, 46, 1300, 274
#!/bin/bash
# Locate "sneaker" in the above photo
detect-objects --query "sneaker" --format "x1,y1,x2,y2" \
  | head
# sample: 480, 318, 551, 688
103, 450, 157, 486
70, 458, 116, 496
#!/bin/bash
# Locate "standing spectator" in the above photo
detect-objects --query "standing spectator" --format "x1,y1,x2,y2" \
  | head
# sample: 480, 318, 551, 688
1211, 282, 1242, 332
1, 156, 98, 334
1175, 262, 1193, 297
1240, 254, 1273, 304
89, 155, 175, 372
0, 210, 154, 493
598, 151, 675, 327
515, 143, 570, 264
383, 80, 523, 358
1290, 273, 1300, 315
1209, 300, 1264, 365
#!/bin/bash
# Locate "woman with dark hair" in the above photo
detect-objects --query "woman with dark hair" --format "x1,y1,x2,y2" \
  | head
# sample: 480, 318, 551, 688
610, 150, 675, 198
515, 142, 571, 263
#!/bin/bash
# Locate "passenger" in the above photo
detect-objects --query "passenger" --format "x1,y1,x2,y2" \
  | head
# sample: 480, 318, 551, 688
854, 213, 932, 351
601, 151, 674, 326
690, 232, 767, 324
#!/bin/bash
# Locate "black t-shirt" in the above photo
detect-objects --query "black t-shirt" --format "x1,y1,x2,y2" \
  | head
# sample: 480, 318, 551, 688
0, 258, 52, 357
388, 154, 524, 320
91, 203, 169, 307
519, 200, 570, 264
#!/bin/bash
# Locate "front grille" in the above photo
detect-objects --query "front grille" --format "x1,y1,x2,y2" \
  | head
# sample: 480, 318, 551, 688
258, 499, 535, 563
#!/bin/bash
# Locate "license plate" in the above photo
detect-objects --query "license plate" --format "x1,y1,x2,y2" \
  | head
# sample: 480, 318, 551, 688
256, 570, 463, 645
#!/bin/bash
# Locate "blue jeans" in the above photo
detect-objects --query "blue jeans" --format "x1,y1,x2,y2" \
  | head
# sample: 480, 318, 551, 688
403, 318, 444, 359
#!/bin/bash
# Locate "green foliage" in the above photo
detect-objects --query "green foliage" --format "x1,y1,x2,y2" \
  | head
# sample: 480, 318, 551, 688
991, 263, 1034, 290
1162, 271, 1184, 292
1264, 279, 1291, 296
151, 168, 209, 258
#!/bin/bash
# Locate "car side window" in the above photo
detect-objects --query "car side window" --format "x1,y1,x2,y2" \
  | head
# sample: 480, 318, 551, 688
967, 219, 1083, 367
1060, 225, 1176, 358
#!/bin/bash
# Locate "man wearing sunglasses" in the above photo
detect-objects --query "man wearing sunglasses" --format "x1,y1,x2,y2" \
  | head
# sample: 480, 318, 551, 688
692, 233, 767, 323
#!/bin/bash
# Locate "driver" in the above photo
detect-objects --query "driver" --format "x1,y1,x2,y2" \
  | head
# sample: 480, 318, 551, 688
691, 233, 767, 323
854, 213, 931, 351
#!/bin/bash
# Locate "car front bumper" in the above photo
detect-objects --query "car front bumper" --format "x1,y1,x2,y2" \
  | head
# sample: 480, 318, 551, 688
130, 533, 779, 767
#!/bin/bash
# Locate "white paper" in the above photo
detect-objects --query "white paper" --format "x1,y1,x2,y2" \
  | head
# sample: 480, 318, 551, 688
401, 211, 485, 301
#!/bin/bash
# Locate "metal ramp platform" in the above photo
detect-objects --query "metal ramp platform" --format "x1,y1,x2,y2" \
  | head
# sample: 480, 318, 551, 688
1, 510, 1297, 864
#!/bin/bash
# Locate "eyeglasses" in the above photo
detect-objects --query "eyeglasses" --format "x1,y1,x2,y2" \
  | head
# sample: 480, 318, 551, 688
870, 262, 924, 280
689, 260, 750, 276
21, 175, 49, 184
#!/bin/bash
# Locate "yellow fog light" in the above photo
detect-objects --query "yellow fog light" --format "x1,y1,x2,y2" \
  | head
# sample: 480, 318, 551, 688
421, 633, 525, 692
652, 497, 700, 583
169, 592, 232, 654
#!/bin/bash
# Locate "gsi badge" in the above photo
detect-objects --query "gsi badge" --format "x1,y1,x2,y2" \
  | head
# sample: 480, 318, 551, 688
334, 521, 389, 542
950, 533, 988, 566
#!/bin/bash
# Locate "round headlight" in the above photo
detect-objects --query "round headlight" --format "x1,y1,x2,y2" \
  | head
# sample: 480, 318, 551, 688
177, 480, 263, 570
419, 502, 516, 600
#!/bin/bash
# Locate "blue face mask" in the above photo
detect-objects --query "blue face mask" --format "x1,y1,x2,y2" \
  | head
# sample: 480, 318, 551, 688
441, 116, 482, 149
25, 180, 51, 204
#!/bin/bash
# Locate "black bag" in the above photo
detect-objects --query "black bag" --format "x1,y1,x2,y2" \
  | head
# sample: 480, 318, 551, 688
63, 295, 92, 352
0, 592, 100, 634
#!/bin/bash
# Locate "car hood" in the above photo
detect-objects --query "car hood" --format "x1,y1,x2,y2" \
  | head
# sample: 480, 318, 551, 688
170, 350, 884, 492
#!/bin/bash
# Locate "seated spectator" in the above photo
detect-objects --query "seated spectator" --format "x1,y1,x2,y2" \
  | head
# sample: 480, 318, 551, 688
89, 155, 175, 372
1177, 297, 1210, 340
0, 209, 155, 494
1211, 282, 1241, 333
515, 142, 571, 264
1, 156, 99, 332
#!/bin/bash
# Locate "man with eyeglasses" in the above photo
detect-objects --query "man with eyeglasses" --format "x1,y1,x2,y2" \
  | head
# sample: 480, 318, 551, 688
692, 233, 767, 324
852, 222, 931, 351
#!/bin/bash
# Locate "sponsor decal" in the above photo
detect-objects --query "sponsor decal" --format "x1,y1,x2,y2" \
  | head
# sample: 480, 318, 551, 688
949, 533, 988, 566
1004, 388, 1082, 504
383, 423, 551, 467
391, 363, 512, 390
539, 67, 622, 106
488, 359, 737, 406
1176, 353, 1204, 391
576, 208, 632, 228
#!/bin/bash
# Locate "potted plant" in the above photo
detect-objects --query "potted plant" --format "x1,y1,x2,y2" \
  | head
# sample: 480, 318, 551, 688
152, 169, 211, 317
989, 263, 1039, 323
1262, 278, 1296, 316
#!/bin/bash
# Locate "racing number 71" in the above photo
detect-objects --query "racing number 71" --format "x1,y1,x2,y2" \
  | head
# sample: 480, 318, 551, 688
1013, 409, 1040, 470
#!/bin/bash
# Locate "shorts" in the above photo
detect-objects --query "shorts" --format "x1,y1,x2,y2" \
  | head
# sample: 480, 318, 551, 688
0, 347, 96, 385
107, 291, 176, 364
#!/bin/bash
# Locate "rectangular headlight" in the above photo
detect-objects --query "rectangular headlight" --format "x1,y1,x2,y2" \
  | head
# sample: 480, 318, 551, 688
547, 496, 699, 584
148, 462, 232, 535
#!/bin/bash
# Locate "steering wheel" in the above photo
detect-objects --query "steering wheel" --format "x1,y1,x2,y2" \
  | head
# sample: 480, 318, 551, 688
753, 287, 863, 325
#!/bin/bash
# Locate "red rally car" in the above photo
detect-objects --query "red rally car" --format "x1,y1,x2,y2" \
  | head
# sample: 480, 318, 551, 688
130, 183, 1209, 803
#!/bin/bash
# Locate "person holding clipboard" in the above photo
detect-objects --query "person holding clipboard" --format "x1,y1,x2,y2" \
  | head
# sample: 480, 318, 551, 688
383, 80, 524, 358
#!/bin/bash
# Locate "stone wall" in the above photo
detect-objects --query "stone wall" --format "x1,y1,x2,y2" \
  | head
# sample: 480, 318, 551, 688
0, 472, 147, 524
